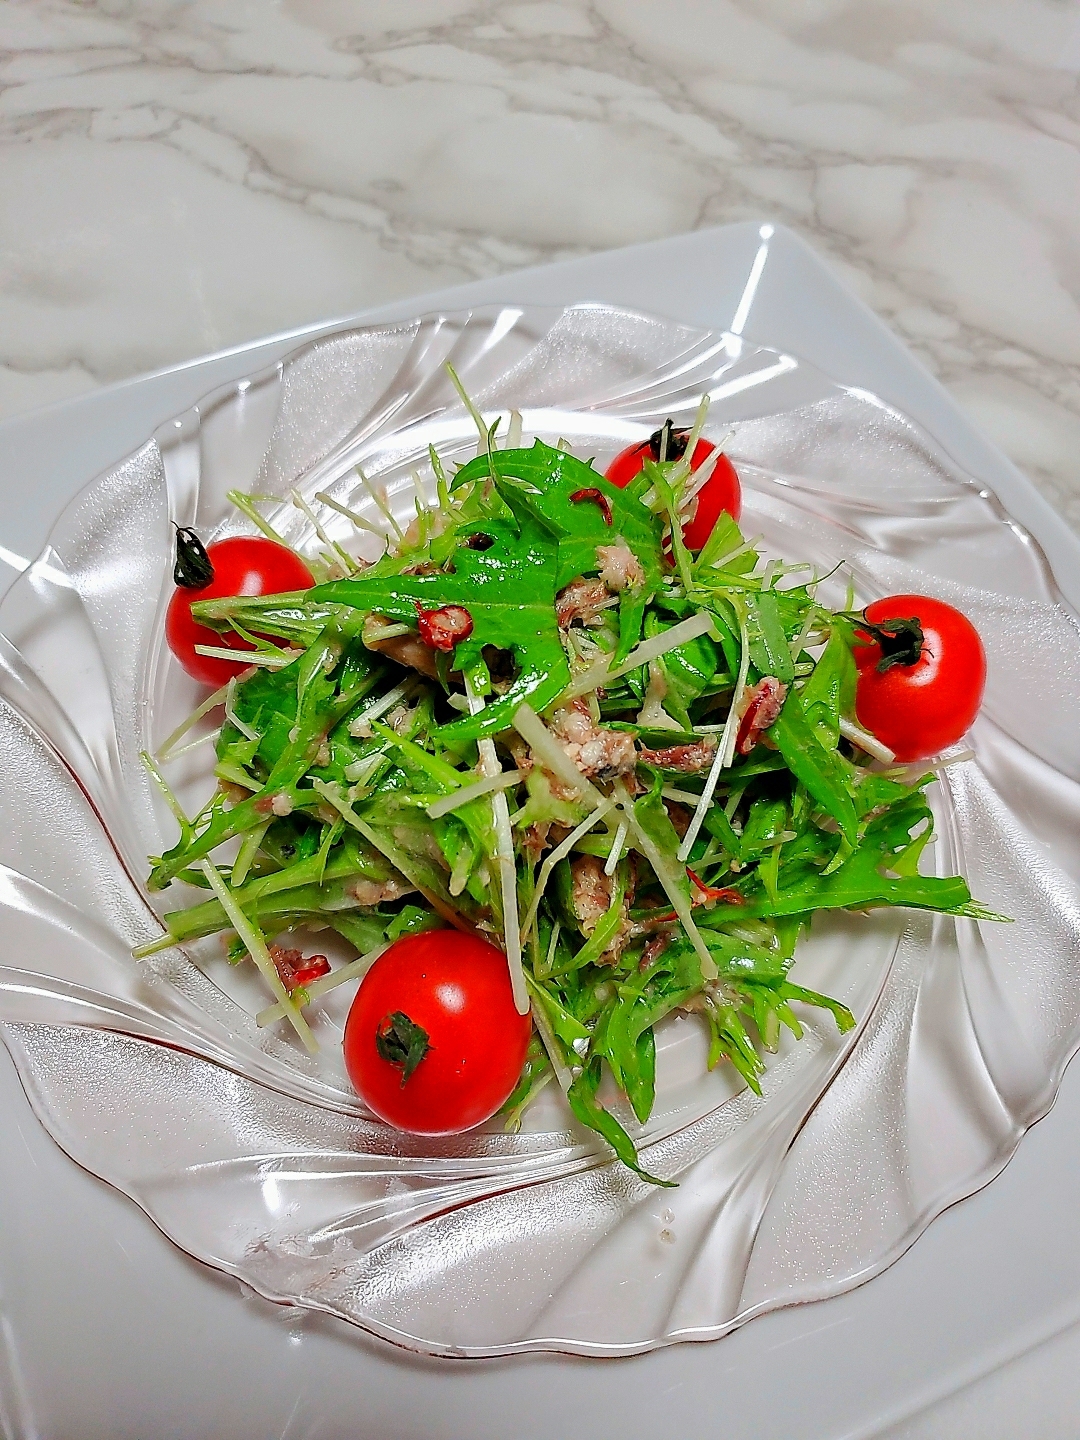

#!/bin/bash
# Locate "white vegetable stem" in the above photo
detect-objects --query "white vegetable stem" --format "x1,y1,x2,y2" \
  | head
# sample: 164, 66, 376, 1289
161, 727, 221, 762
667, 393, 710, 491
426, 768, 523, 819
526, 979, 574, 1093
676, 739, 726, 864
677, 611, 750, 862
562, 609, 715, 701
200, 859, 318, 1054
363, 623, 411, 642
314, 490, 388, 539
519, 799, 616, 944
603, 820, 628, 877
679, 428, 734, 509
465, 675, 528, 1016
511, 702, 625, 946
194, 645, 292, 669
838, 716, 895, 764
615, 785, 717, 981
347, 677, 416, 736
291, 487, 355, 574
156, 679, 231, 760
225, 676, 259, 743
139, 749, 190, 830
354, 465, 404, 540
445, 362, 490, 445
312, 779, 472, 934
720, 611, 752, 769
494, 792, 527, 1015
511, 702, 608, 810
678, 441, 722, 507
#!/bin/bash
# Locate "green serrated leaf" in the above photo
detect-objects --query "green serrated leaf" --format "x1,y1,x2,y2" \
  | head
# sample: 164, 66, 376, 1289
771, 687, 858, 846
452, 441, 665, 594
567, 1058, 674, 1187
309, 508, 570, 741
744, 592, 795, 685
801, 628, 856, 749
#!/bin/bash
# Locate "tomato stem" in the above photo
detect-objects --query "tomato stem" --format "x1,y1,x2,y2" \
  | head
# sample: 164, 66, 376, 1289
173, 525, 215, 589
648, 420, 689, 464
376, 1010, 432, 1085
852, 612, 925, 672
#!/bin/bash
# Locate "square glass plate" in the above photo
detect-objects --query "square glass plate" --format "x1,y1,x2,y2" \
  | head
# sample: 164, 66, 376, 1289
0, 218, 1077, 1434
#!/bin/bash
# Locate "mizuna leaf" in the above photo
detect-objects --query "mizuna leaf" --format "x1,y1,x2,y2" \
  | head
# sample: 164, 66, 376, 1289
452, 441, 665, 593
310, 511, 570, 741
771, 687, 859, 846
801, 628, 857, 749
744, 592, 795, 685
567, 1058, 674, 1187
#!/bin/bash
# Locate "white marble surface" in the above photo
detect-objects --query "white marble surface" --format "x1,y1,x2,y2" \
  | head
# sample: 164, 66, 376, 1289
2, 0, 1080, 539
3, 7, 1080, 1432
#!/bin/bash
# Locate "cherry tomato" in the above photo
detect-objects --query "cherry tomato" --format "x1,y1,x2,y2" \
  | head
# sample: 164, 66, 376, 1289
343, 931, 531, 1136
165, 535, 314, 687
605, 427, 715, 490
605, 426, 742, 547
680, 452, 742, 549
853, 594, 986, 763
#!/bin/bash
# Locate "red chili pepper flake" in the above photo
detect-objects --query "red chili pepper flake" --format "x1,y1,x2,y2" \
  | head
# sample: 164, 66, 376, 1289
414, 602, 474, 652
269, 944, 331, 994
569, 487, 613, 525
687, 868, 744, 906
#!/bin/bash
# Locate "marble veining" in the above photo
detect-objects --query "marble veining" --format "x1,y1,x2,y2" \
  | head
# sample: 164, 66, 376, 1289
2, 0, 1080, 530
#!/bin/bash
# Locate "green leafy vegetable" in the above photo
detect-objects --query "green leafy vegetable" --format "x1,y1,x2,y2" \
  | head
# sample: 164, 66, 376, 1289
142, 398, 1002, 1185
311, 508, 570, 742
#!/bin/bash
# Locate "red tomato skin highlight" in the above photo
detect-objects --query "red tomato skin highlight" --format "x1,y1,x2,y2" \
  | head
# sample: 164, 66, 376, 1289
605, 437, 742, 542
165, 537, 314, 687
853, 595, 986, 763
343, 932, 532, 1136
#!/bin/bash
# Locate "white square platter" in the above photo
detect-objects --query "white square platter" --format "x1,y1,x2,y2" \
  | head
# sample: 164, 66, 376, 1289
1, 221, 1079, 1439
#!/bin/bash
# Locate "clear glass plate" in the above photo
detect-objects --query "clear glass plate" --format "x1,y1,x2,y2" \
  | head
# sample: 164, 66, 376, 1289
0, 302, 1076, 1359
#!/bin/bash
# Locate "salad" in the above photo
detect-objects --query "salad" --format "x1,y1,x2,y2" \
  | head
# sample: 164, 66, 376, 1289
137, 390, 995, 1184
